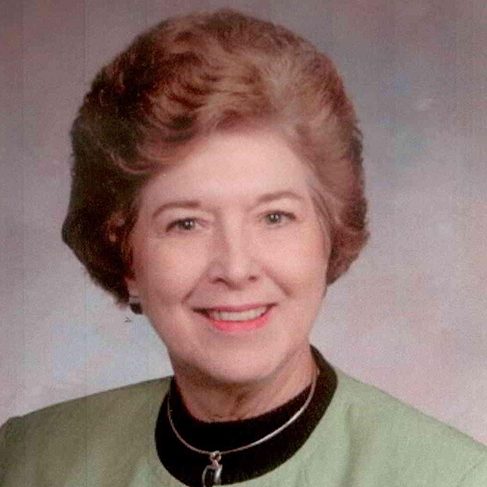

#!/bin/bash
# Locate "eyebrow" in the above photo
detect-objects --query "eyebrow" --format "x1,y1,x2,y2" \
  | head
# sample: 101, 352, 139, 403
151, 190, 305, 220
255, 190, 306, 205
151, 200, 201, 220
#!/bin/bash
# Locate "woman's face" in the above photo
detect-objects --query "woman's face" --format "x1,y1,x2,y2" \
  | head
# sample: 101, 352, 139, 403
126, 128, 330, 386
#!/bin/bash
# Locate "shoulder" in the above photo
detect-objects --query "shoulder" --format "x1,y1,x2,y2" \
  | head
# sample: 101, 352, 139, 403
2, 376, 170, 435
334, 369, 484, 447
0, 377, 171, 485
309, 369, 487, 486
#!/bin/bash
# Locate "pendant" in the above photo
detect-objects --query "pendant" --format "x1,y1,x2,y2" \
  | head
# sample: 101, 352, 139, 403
202, 451, 222, 487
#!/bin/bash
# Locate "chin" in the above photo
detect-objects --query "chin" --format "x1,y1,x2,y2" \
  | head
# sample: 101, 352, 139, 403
206, 359, 277, 386
181, 339, 304, 388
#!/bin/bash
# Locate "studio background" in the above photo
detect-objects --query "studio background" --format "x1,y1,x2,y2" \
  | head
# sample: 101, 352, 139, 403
1, 0, 486, 443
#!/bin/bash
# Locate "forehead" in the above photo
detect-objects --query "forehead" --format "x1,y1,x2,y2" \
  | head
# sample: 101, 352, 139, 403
139, 128, 315, 209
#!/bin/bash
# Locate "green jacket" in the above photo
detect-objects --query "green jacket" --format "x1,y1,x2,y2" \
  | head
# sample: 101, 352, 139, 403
1, 369, 486, 486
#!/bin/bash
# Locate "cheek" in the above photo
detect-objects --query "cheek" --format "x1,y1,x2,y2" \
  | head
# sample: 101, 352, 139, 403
132, 241, 208, 305
263, 226, 328, 295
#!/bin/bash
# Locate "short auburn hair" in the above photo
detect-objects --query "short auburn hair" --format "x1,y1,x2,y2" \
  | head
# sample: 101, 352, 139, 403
62, 9, 368, 306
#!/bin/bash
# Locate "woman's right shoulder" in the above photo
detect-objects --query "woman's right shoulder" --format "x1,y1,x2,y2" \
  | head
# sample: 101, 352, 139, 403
0, 377, 171, 484
1, 376, 171, 429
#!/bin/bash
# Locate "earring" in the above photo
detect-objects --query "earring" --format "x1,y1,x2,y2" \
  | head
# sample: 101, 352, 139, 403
129, 295, 143, 315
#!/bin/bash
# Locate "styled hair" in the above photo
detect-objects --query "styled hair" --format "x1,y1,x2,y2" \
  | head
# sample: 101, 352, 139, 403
62, 9, 368, 306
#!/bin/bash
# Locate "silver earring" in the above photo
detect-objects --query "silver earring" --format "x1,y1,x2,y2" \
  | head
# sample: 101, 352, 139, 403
128, 295, 143, 314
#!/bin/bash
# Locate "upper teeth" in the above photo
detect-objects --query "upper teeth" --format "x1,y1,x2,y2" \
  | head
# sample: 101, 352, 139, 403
206, 306, 268, 322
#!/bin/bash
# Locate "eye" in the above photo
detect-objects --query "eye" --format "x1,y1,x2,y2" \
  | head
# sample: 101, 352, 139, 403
263, 211, 296, 226
166, 218, 198, 232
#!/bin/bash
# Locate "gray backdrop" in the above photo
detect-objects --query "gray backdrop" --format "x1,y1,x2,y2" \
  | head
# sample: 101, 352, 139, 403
1, 0, 486, 443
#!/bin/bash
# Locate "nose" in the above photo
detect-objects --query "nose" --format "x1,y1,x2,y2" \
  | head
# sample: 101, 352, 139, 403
206, 220, 259, 288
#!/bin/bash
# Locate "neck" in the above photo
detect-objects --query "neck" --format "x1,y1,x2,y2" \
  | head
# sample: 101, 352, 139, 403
172, 346, 316, 422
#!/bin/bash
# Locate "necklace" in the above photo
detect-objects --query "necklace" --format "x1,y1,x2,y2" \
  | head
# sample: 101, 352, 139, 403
166, 367, 318, 487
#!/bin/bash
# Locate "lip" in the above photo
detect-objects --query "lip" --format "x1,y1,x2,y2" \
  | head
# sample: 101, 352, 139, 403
195, 303, 273, 312
194, 304, 275, 333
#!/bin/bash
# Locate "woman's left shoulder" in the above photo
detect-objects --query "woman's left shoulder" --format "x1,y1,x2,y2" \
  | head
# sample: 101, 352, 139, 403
334, 370, 485, 444
310, 369, 487, 486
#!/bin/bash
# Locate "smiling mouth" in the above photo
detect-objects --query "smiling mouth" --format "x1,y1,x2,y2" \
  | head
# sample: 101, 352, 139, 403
205, 306, 268, 321
194, 305, 274, 331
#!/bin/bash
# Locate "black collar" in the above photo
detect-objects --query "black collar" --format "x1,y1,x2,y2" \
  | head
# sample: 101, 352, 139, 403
155, 347, 337, 486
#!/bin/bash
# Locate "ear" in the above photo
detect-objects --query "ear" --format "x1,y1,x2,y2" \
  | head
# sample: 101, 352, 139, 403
125, 276, 143, 314
125, 275, 139, 298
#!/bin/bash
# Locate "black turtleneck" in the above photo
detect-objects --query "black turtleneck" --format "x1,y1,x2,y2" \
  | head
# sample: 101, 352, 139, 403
155, 347, 337, 486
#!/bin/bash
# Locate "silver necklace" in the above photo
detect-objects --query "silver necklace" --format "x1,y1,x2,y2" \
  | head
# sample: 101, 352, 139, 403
166, 368, 318, 487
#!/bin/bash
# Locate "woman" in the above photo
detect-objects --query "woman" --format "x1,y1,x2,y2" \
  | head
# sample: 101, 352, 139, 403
1, 9, 485, 487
